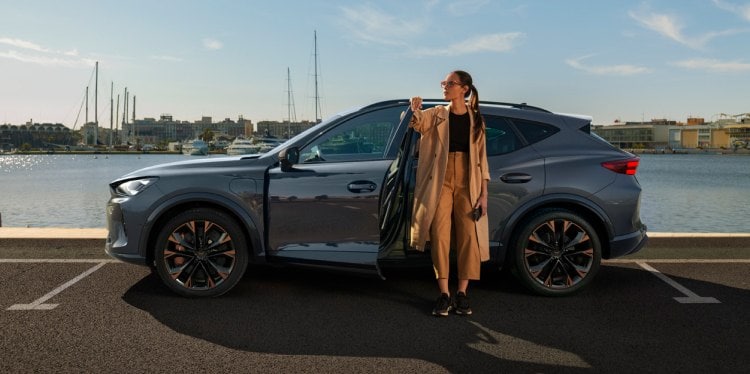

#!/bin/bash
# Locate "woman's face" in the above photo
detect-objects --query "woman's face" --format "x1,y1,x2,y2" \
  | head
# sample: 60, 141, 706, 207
441, 73, 469, 101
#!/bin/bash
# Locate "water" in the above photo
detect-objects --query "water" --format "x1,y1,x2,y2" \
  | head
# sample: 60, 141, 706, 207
0, 153, 748, 232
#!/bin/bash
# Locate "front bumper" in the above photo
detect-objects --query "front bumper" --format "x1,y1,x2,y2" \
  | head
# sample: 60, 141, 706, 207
105, 201, 148, 265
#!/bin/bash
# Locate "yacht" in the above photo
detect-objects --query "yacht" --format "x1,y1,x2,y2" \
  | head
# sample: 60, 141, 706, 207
226, 137, 261, 156
182, 139, 208, 156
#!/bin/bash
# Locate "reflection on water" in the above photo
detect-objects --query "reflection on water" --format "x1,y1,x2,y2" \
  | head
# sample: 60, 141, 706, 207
0, 154, 194, 228
0, 153, 748, 232
636, 154, 749, 233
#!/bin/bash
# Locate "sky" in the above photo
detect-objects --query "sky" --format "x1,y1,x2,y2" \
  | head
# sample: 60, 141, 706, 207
1, 0, 749, 128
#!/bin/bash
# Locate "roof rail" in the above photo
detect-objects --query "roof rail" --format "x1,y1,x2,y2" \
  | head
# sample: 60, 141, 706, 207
361, 99, 551, 113
479, 101, 551, 113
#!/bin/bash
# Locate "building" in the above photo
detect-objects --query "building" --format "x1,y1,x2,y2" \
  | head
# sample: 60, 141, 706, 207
0, 121, 75, 150
592, 120, 672, 149
256, 120, 316, 139
594, 114, 750, 150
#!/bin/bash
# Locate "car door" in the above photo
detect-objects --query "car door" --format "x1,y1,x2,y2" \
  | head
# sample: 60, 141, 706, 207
266, 105, 406, 269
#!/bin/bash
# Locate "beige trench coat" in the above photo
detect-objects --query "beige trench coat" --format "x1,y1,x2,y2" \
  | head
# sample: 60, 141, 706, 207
408, 103, 491, 262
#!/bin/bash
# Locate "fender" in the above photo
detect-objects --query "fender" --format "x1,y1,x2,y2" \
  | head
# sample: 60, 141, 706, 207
494, 193, 612, 258
138, 191, 265, 261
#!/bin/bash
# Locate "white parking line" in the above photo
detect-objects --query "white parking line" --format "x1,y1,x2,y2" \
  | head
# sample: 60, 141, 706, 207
635, 261, 720, 304
6, 262, 109, 311
604, 259, 750, 263
0, 259, 119, 263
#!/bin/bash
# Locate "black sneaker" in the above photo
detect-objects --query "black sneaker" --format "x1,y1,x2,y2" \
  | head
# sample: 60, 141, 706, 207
455, 291, 472, 316
432, 293, 452, 317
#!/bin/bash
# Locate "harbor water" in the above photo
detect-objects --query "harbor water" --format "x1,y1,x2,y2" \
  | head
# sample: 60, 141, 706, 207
0, 153, 748, 232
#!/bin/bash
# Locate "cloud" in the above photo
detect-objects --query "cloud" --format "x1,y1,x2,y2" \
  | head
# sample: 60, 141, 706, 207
566, 55, 652, 75
628, 7, 749, 49
0, 37, 48, 52
673, 58, 750, 72
339, 4, 425, 46
0, 49, 95, 68
151, 55, 183, 62
0, 36, 95, 67
202, 38, 223, 50
413, 32, 524, 56
712, 0, 750, 21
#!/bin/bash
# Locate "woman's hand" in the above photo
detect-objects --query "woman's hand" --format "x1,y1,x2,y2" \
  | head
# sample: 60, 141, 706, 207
410, 96, 422, 112
475, 180, 489, 218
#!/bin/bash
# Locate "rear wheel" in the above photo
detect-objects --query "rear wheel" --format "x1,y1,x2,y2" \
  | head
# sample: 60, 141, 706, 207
154, 208, 248, 297
511, 208, 601, 296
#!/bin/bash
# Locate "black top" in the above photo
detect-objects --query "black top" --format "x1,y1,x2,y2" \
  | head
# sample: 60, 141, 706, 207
449, 111, 470, 152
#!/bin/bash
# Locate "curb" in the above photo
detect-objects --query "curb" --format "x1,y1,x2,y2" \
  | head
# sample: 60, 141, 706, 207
1, 228, 749, 249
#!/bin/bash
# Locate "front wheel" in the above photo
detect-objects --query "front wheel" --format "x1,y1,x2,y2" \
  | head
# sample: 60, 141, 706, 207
154, 208, 248, 297
511, 209, 601, 296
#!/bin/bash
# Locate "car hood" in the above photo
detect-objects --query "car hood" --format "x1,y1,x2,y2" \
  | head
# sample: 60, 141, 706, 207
112, 154, 270, 182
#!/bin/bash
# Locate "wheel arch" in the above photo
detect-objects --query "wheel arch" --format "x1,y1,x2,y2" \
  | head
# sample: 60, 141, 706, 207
496, 194, 613, 263
140, 193, 264, 267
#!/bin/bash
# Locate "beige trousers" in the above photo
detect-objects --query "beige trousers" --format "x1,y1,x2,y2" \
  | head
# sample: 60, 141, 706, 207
430, 152, 481, 280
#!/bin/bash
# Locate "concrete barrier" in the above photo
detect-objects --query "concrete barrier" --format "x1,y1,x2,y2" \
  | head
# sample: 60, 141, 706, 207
1, 227, 749, 250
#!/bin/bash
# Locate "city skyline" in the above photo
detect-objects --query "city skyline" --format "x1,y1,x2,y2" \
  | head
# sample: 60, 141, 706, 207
1, 0, 749, 127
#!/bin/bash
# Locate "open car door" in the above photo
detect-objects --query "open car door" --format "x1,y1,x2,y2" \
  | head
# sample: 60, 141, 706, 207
378, 108, 424, 264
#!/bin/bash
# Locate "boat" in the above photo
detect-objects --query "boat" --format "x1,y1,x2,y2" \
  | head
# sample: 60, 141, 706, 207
254, 137, 283, 154
226, 137, 261, 155
182, 138, 208, 156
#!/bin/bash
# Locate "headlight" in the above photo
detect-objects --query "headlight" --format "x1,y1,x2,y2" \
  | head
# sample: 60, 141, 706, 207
114, 177, 158, 197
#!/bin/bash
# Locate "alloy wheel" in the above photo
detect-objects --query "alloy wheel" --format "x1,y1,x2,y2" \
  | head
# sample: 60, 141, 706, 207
523, 218, 595, 290
162, 220, 237, 291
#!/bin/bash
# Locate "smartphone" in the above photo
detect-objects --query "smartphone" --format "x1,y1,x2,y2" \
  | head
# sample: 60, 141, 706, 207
472, 207, 482, 221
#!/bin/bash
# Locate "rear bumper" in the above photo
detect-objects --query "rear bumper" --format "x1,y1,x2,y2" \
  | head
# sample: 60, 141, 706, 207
607, 226, 648, 259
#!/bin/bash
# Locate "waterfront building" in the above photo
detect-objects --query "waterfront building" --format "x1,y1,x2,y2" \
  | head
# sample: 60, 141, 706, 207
595, 114, 750, 150
0, 122, 76, 150
592, 120, 672, 149
256, 120, 316, 139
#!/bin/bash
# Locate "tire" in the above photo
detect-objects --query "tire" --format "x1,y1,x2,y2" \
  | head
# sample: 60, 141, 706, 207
153, 208, 248, 297
511, 208, 601, 296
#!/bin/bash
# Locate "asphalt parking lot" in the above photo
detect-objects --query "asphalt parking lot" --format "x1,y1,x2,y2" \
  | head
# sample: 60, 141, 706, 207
1, 231, 749, 373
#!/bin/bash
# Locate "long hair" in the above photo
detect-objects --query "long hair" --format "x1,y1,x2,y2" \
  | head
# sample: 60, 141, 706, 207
452, 70, 484, 140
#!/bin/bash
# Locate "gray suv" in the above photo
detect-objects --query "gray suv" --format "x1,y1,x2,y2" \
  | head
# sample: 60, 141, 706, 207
105, 99, 647, 297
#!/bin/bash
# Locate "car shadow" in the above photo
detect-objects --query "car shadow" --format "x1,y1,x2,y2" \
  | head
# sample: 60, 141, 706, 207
122, 263, 750, 372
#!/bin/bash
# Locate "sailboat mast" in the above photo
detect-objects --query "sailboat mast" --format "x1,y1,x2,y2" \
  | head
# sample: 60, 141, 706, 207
314, 30, 321, 123
109, 81, 113, 148
85, 86, 89, 125
94, 61, 98, 146
123, 88, 128, 144
133, 95, 136, 147
115, 94, 120, 145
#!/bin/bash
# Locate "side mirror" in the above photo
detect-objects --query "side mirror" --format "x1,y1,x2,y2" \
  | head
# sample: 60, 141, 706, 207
279, 146, 300, 171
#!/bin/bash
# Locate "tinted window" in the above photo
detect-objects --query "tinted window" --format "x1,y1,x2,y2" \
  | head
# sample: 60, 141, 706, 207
512, 119, 559, 144
485, 116, 522, 156
300, 107, 401, 163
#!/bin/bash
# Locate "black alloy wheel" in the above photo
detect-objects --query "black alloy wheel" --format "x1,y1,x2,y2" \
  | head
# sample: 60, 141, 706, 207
154, 208, 248, 297
512, 208, 601, 296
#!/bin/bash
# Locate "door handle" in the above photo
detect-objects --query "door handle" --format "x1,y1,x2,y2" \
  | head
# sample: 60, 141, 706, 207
500, 173, 532, 184
348, 181, 377, 193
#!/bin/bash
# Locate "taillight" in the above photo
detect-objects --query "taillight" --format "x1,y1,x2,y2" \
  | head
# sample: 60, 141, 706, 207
601, 157, 639, 175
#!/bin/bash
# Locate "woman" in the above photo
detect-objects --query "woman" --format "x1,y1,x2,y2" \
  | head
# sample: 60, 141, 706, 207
409, 70, 490, 317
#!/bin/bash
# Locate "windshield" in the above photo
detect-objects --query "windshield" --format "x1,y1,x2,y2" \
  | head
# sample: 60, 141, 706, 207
259, 106, 363, 158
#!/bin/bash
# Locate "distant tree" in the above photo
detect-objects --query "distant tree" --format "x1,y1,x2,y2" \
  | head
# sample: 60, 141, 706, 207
201, 128, 214, 142
20, 143, 31, 151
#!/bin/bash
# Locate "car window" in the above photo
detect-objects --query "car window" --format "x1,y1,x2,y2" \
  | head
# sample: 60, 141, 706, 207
512, 118, 559, 144
300, 107, 401, 163
485, 116, 522, 156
